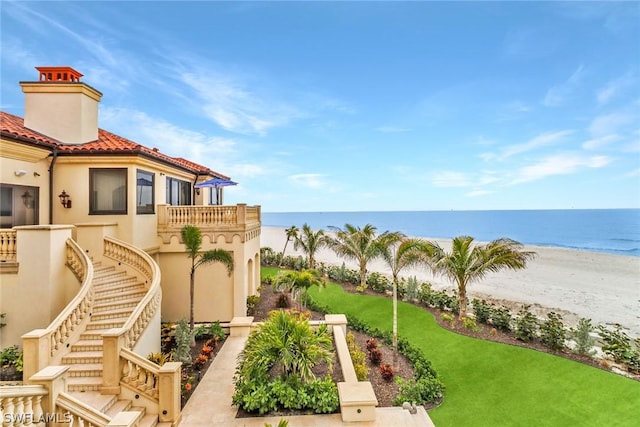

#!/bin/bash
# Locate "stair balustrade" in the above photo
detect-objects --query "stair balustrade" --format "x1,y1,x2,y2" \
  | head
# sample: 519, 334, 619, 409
0, 385, 47, 426
22, 239, 95, 379
0, 229, 17, 261
55, 392, 112, 427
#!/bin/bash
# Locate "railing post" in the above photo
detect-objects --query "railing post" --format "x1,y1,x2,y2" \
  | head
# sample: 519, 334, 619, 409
101, 328, 124, 395
237, 203, 246, 225
21, 329, 51, 382
158, 361, 182, 425
29, 365, 70, 423
325, 314, 348, 336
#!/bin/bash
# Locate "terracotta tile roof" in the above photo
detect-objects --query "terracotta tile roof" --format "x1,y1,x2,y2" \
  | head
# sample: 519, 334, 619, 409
0, 111, 229, 178
0, 111, 60, 147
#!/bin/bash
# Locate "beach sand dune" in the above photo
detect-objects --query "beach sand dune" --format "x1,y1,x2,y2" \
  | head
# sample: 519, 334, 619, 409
261, 226, 640, 337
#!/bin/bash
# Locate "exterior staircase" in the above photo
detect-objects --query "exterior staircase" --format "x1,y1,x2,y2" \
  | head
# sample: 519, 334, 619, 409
60, 261, 167, 427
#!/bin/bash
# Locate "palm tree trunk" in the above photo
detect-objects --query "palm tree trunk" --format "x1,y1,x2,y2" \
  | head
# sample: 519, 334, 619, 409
458, 280, 467, 320
392, 277, 398, 367
358, 261, 367, 292
279, 240, 289, 267
190, 269, 195, 330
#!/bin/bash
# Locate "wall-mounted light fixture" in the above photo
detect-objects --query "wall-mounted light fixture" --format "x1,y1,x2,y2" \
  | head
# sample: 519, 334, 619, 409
21, 191, 34, 208
14, 170, 27, 177
33, 172, 41, 177
58, 190, 72, 208
196, 188, 201, 195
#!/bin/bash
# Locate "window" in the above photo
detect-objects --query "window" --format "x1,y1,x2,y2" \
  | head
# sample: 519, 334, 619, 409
90, 168, 127, 214
0, 185, 39, 227
0, 187, 12, 216
166, 177, 191, 206
136, 169, 155, 214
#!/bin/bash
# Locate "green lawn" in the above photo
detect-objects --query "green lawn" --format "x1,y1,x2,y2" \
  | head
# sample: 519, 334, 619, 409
273, 272, 640, 426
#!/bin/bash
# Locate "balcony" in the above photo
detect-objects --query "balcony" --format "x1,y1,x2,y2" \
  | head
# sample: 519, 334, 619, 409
156, 203, 261, 244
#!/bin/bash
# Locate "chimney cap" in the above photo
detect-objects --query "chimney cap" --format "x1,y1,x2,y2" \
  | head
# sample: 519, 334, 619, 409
35, 66, 83, 82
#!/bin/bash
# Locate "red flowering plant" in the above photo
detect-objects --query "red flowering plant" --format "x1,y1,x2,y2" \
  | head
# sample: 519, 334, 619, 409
193, 354, 208, 370
200, 345, 214, 358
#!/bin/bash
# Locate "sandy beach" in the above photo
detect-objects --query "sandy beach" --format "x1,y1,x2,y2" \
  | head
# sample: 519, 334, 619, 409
261, 226, 640, 337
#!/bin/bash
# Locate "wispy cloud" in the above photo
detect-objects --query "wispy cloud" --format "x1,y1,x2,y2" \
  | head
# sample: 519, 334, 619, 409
512, 153, 611, 184
625, 168, 640, 178
466, 190, 494, 198
597, 72, 636, 105
100, 107, 266, 179
589, 112, 635, 137
375, 126, 411, 133
288, 173, 327, 189
431, 171, 499, 188
496, 130, 574, 160
543, 65, 585, 107
582, 134, 620, 150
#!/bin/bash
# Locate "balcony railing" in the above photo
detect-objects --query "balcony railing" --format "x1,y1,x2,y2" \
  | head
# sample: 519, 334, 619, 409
157, 203, 261, 244
0, 229, 17, 261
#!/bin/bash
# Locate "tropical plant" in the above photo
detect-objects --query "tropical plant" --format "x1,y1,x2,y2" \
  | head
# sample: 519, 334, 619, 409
181, 225, 234, 330
571, 318, 596, 357
423, 236, 536, 320
272, 269, 326, 310
279, 225, 299, 267
172, 318, 193, 364
378, 234, 428, 364
237, 310, 333, 383
515, 305, 539, 342
293, 224, 329, 269
327, 223, 389, 291
540, 312, 567, 351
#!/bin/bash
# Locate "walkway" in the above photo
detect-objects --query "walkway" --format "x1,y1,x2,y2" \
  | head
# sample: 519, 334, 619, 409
179, 336, 435, 426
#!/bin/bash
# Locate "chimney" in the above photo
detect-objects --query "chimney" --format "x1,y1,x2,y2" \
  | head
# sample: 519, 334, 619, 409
20, 66, 103, 144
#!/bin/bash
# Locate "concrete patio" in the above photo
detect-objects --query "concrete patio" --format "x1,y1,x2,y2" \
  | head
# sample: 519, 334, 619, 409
178, 336, 435, 426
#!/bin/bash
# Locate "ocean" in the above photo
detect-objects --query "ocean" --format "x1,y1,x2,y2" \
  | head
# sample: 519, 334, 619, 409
262, 209, 640, 257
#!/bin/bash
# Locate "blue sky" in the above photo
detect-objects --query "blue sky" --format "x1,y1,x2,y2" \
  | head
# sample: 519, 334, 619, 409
2, 1, 639, 212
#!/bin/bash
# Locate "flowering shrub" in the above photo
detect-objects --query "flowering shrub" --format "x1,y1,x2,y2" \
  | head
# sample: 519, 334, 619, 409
193, 354, 208, 370
200, 345, 214, 358
365, 338, 378, 352
368, 348, 383, 366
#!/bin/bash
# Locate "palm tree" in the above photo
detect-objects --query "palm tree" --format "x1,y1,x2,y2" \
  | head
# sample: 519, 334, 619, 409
279, 225, 299, 267
327, 223, 387, 292
272, 269, 326, 310
293, 224, 328, 269
424, 236, 536, 320
378, 233, 428, 364
182, 225, 234, 331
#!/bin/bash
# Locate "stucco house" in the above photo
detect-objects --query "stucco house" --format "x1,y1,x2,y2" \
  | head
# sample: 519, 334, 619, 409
0, 66, 261, 425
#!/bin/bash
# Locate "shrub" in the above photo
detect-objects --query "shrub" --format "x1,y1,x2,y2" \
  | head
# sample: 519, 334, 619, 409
472, 299, 492, 324
367, 272, 391, 293
403, 276, 420, 301
393, 376, 445, 406
440, 313, 454, 324
571, 318, 596, 357
380, 363, 394, 382
209, 320, 226, 342
540, 312, 567, 351
369, 348, 383, 366
305, 376, 340, 413
200, 345, 214, 358
365, 338, 378, 352
515, 305, 539, 343
247, 295, 260, 315
172, 318, 193, 364
346, 332, 368, 381
462, 317, 480, 332
193, 324, 209, 340
598, 324, 640, 373
193, 354, 208, 369
491, 305, 512, 331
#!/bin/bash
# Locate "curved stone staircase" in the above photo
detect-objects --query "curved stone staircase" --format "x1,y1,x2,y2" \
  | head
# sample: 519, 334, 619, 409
60, 261, 166, 427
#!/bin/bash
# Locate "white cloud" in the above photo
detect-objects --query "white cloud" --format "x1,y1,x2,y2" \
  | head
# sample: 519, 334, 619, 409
589, 113, 634, 137
466, 190, 494, 197
597, 72, 636, 105
512, 153, 611, 184
543, 65, 585, 107
288, 174, 326, 189
499, 130, 574, 159
625, 168, 640, 178
582, 134, 620, 150
432, 171, 473, 188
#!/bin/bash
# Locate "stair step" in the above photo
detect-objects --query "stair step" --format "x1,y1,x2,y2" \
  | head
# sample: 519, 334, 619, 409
94, 276, 139, 289
86, 317, 128, 330
138, 413, 159, 427
68, 391, 116, 413
71, 340, 103, 352
93, 297, 141, 313
91, 307, 135, 321
93, 270, 127, 282
67, 376, 102, 392
61, 351, 103, 364
94, 283, 145, 297
67, 363, 103, 377
105, 399, 132, 418
94, 290, 146, 303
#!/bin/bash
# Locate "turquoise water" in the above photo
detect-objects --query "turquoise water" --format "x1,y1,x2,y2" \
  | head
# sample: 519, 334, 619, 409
262, 209, 640, 257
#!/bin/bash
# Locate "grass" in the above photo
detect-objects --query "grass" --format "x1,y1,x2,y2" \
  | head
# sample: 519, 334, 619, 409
260, 269, 640, 426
